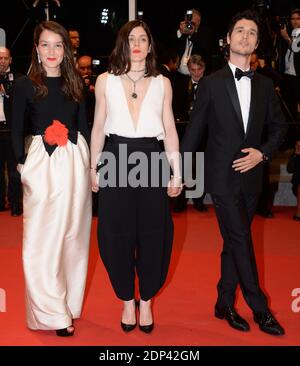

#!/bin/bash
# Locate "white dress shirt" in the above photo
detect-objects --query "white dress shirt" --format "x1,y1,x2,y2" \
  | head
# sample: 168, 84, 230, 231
228, 62, 251, 133
285, 28, 300, 76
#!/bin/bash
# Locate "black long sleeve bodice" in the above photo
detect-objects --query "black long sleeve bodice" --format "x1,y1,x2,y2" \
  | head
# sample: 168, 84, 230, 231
11, 75, 90, 164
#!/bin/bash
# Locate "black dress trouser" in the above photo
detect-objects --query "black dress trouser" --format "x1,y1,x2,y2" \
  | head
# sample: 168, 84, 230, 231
211, 192, 268, 312
98, 135, 173, 301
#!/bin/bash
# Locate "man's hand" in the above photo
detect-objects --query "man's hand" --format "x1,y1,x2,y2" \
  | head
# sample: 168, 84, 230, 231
179, 21, 194, 36
0, 83, 6, 95
232, 148, 263, 173
280, 25, 292, 44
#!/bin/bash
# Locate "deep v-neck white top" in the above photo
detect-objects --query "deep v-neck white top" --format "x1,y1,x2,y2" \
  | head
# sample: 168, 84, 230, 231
104, 73, 165, 140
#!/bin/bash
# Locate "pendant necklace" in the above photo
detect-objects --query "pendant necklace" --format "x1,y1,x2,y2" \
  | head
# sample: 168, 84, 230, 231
126, 72, 145, 99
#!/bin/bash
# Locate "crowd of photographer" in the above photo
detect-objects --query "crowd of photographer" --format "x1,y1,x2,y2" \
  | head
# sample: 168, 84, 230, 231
1, 6, 300, 220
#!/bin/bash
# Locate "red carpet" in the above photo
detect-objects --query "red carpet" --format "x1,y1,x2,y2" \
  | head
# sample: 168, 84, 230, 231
0, 206, 299, 346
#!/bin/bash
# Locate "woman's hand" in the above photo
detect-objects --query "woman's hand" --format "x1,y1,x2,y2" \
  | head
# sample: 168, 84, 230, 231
167, 176, 183, 197
90, 168, 99, 192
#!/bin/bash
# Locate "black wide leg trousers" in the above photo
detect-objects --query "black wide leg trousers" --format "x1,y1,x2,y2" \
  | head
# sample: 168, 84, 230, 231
98, 135, 173, 301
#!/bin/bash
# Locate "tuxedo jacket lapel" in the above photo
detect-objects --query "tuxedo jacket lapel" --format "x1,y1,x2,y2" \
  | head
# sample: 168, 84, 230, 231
223, 65, 244, 133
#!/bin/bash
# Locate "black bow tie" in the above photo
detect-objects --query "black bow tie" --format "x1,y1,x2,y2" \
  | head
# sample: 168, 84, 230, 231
235, 68, 254, 80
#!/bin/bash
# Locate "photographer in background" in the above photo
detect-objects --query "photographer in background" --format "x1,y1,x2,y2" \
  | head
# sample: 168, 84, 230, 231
69, 28, 81, 62
76, 54, 98, 216
280, 9, 300, 120
77, 55, 95, 93
0, 47, 22, 216
169, 8, 214, 75
76, 55, 97, 129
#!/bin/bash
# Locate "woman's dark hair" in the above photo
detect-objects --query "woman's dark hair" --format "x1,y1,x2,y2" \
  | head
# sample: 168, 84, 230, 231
28, 21, 83, 102
108, 20, 159, 77
228, 9, 261, 41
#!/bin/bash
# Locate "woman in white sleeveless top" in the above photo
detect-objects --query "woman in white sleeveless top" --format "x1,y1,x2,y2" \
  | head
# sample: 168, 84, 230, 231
90, 20, 182, 333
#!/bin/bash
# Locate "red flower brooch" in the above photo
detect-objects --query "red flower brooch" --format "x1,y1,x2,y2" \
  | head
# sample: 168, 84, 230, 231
44, 120, 68, 146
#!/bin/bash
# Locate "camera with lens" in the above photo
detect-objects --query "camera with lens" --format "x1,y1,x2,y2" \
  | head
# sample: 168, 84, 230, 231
185, 10, 194, 32
83, 74, 97, 89
272, 15, 288, 31
86, 74, 97, 85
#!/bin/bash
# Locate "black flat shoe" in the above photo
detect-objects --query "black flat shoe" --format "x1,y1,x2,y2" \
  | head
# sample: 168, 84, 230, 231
253, 310, 285, 336
293, 215, 300, 221
215, 305, 250, 331
56, 326, 75, 337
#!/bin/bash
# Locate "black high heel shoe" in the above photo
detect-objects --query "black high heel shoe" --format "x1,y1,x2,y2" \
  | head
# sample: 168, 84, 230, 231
120, 300, 137, 332
120, 321, 137, 332
136, 300, 154, 333
56, 326, 75, 337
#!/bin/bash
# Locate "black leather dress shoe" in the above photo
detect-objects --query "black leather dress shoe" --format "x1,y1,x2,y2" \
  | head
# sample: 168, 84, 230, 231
253, 310, 285, 336
215, 305, 250, 331
293, 215, 300, 221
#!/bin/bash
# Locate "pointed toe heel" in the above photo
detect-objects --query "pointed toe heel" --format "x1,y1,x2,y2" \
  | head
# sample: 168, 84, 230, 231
56, 326, 75, 337
139, 323, 154, 333
121, 322, 137, 332
136, 299, 154, 333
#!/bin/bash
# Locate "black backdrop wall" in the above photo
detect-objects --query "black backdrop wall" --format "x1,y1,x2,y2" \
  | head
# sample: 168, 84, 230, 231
0, 0, 298, 73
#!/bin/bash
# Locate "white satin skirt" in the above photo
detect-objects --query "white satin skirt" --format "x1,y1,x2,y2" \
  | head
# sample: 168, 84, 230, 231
20, 134, 92, 330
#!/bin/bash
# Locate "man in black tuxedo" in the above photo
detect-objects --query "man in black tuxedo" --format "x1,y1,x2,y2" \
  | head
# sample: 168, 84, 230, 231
180, 10, 287, 335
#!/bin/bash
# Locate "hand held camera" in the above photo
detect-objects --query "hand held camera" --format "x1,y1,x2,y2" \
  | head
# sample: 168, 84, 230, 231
185, 10, 194, 32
